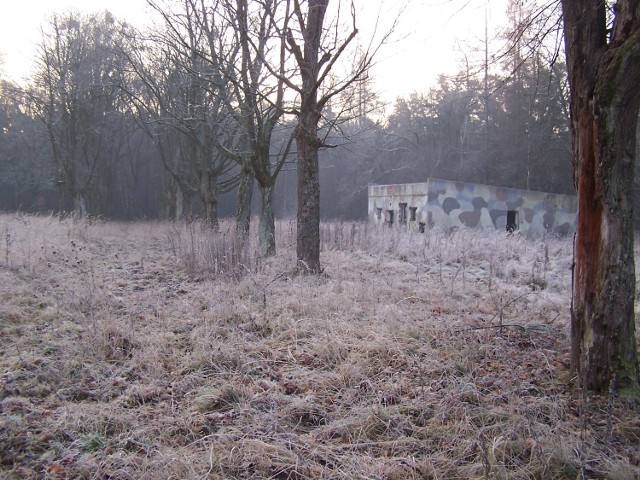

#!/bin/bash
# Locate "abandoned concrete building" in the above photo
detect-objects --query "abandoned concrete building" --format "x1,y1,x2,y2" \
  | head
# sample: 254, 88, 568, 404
368, 178, 578, 236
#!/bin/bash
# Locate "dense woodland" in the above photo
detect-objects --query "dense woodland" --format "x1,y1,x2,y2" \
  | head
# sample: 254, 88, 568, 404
0, 0, 623, 223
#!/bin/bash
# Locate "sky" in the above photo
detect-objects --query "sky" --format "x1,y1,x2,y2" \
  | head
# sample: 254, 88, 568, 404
0, 0, 509, 105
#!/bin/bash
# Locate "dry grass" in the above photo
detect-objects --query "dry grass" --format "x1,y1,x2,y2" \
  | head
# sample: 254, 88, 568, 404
1, 213, 639, 479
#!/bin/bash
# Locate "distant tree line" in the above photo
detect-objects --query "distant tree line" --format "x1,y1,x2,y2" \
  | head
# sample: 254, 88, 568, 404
1, 0, 626, 229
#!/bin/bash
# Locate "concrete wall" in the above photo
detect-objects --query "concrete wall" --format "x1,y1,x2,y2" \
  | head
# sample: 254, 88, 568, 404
368, 178, 577, 236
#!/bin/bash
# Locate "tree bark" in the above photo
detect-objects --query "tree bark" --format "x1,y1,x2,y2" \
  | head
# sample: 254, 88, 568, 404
174, 186, 185, 222
201, 170, 220, 228
296, 113, 322, 272
203, 194, 219, 228
259, 182, 276, 257
235, 165, 254, 240
562, 0, 640, 391
74, 192, 87, 219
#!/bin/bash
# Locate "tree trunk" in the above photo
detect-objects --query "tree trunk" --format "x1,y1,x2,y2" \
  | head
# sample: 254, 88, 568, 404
288, 0, 363, 271
570, 90, 640, 391
235, 166, 254, 241
175, 186, 184, 222
293, 0, 328, 274
296, 115, 321, 272
200, 170, 220, 228
259, 182, 276, 257
563, 0, 640, 391
204, 194, 219, 229
74, 192, 87, 218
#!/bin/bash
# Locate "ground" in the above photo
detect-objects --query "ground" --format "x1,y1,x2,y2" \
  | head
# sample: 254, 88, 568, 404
0, 214, 639, 479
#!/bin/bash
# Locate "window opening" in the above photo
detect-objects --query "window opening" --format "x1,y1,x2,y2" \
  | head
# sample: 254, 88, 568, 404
409, 206, 417, 222
386, 210, 394, 226
376, 207, 382, 220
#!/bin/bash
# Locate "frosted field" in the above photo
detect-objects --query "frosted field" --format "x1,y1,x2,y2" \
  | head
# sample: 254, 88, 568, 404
1, 214, 639, 479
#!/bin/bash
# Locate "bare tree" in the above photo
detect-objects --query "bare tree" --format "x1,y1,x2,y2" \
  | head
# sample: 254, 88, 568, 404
118, 31, 197, 220
30, 11, 132, 217
214, 0, 295, 255
121, 1, 240, 224
285, 0, 376, 273
562, 0, 640, 391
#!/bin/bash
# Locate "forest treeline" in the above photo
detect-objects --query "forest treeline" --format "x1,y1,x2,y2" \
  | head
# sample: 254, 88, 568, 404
0, 1, 590, 224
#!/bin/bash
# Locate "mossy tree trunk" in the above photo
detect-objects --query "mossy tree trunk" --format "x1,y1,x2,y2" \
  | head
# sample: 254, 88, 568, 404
562, 0, 640, 391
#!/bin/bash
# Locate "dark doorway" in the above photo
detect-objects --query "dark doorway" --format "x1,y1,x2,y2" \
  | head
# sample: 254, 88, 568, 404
506, 210, 519, 232
399, 203, 407, 223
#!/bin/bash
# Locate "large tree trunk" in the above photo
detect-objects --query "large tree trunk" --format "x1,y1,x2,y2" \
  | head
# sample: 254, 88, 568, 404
296, 116, 322, 272
563, 0, 640, 391
296, 115, 321, 272
259, 182, 276, 257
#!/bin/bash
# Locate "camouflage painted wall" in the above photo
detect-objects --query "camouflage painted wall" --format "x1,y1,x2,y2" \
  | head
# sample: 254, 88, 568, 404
368, 178, 577, 236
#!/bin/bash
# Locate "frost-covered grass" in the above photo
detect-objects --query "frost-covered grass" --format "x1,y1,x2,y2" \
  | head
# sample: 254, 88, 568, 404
1, 213, 639, 479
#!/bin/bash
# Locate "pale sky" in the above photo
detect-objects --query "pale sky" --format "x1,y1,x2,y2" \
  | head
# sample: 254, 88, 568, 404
0, 0, 508, 105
